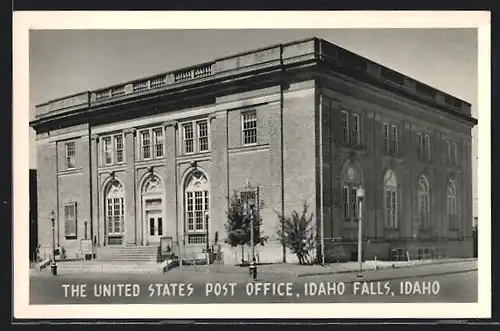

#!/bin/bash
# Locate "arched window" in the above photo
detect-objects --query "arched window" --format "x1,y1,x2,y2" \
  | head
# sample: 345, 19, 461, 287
384, 169, 398, 228
342, 164, 362, 223
105, 179, 124, 245
418, 175, 430, 229
447, 180, 458, 229
185, 170, 209, 244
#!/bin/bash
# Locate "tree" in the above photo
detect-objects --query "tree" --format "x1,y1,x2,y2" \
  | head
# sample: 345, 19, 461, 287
276, 202, 316, 265
225, 190, 268, 264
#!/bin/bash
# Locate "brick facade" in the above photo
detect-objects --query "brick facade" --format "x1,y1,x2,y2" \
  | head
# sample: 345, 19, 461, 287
31, 38, 476, 264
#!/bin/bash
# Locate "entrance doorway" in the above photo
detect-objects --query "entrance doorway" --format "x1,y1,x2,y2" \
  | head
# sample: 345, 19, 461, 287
147, 210, 163, 243
141, 174, 165, 246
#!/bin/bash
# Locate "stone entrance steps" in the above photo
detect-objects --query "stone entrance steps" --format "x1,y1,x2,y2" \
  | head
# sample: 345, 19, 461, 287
95, 245, 160, 262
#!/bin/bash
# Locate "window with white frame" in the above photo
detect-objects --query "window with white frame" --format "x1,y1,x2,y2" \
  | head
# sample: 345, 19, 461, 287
181, 119, 210, 155
198, 120, 209, 152
383, 123, 390, 152
183, 123, 194, 154
65, 142, 76, 169
140, 130, 151, 160
105, 180, 124, 241
137, 127, 164, 161
185, 171, 209, 244
64, 201, 77, 238
425, 134, 431, 161
101, 134, 125, 166
350, 187, 358, 219
342, 165, 362, 223
384, 170, 398, 228
341, 111, 350, 144
103, 137, 113, 165
351, 114, 360, 145
447, 180, 458, 229
114, 135, 124, 163
153, 128, 164, 158
242, 110, 257, 145
446, 140, 452, 164
391, 125, 399, 154
418, 175, 431, 229
383, 123, 399, 155
417, 132, 424, 160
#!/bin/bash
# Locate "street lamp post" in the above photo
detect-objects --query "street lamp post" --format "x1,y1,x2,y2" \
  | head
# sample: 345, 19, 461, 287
248, 200, 257, 280
356, 187, 365, 278
49, 210, 57, 276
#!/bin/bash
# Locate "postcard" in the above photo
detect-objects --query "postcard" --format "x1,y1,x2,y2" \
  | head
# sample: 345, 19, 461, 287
12, 10, 491, 319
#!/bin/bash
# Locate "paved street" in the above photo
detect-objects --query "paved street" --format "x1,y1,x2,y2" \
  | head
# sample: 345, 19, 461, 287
29, 260, 477, 304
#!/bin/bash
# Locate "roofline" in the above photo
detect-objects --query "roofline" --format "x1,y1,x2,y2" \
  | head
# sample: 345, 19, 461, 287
33, 37, 473, 119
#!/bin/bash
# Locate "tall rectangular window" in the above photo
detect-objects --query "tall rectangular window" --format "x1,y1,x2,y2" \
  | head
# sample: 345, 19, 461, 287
425, 134, 431, 161
153, 128, 164, 158
351, 187, 358, 219
242, 110, 257, 145
448, 195, 457, 229
343, 186, 349, 220
186, 192, 194, 231
391, 125, 399, 154
114, 135, 124, 163
351, 114, 360, 145
452, 142, 458, 165
383, 123, 390, 152
64, 202, 77, 238
417, 132, 424, 160
341, 111, 349, 144
385, 190, 397, 228
103, 137, 113, 165
141, 130, 151, 159
183, 123, 194, 154
101, 134, 126, 166
194, 191, 204, 231
446, 140, 451, 164
106, 197, 124, 235
198, 120, 209, 152
65, 142, 76, 169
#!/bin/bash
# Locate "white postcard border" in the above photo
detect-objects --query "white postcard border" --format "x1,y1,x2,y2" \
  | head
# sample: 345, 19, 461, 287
13, 10, 491, 319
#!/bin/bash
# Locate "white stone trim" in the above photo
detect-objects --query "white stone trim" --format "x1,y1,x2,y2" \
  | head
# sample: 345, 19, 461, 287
35, 129, 88, 145
90, 92, 282, 136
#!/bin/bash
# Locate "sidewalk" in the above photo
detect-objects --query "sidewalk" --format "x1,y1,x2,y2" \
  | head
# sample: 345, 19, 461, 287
29, 257, 477, 280
166, 257, 476, 279
294, 258, 477, 277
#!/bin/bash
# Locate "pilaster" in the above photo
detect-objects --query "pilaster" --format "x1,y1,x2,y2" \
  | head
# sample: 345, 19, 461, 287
124, 128, 137, 245
163, 121, 178, 243
209, 112, 228, 240
90, 134, 100, 246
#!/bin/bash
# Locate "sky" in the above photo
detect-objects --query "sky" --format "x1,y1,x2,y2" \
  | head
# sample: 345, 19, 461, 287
29, 28, 478, 216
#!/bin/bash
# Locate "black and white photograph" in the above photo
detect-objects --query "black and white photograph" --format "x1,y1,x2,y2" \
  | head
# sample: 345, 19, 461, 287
13, 11, 491, 319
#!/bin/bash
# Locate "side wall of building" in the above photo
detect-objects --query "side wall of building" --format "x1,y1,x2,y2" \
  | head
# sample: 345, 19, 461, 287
320, 73, 474, 261
36, 124, 91, 259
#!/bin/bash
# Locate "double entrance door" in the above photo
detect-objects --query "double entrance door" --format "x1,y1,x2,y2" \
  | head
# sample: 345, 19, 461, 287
146, 209, 163, 244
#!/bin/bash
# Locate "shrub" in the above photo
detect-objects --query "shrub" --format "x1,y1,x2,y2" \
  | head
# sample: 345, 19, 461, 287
276, 202, 316, 265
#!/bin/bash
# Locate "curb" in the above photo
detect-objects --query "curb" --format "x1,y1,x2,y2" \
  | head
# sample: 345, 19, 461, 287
296, 258, 477, 277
